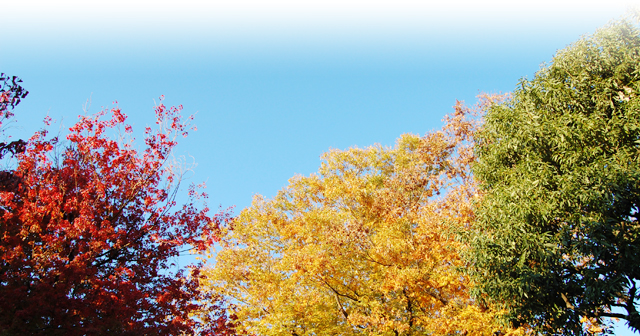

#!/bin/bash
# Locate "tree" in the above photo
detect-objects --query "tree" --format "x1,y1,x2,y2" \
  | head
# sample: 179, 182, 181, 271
468, 19, 640, 334
0, 86, 234, 335
202, 96, 520, 335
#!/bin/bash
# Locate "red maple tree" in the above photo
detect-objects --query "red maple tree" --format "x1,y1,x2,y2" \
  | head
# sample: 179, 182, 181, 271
0, 76, 234, 335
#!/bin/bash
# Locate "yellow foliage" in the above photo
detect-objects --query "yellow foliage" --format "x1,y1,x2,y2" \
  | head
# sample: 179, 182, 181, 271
202, 96, 523, 335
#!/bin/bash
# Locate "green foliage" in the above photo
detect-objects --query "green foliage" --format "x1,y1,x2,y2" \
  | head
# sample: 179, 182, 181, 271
468, 19, 640, 334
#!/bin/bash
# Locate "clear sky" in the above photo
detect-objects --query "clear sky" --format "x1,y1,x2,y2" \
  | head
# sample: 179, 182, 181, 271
2, 0, 638, 333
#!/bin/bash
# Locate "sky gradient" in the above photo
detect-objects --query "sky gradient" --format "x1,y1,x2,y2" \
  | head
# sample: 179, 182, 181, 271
2, 0, 637, 333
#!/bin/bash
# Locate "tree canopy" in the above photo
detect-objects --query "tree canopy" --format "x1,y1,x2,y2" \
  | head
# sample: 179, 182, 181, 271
468, 19, 640, 334
202, 96, 521, 335
0, 83, 234, 335
5, 14, 640, 336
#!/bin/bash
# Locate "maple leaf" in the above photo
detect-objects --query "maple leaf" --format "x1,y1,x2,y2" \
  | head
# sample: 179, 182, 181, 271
0, 82, 235, 335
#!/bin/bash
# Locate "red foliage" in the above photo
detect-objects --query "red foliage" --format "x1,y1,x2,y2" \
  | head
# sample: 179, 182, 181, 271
0, 91, 234, 335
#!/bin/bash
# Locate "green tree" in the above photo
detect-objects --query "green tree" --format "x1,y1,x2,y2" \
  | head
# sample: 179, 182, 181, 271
468, 19, 640, 334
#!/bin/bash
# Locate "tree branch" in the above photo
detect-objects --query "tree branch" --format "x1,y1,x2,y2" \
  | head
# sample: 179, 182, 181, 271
320, 277, 360, 303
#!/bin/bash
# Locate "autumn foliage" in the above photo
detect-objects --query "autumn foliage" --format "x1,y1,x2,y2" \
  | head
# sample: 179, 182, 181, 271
0, 78, 233, 335
203, 95, 520, 335
3, 17, 635, 336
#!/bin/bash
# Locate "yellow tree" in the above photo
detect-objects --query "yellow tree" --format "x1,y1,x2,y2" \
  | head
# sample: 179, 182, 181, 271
202, 96, 519, 335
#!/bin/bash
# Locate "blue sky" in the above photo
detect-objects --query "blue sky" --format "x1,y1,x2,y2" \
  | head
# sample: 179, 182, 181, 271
2, 0, 638, 333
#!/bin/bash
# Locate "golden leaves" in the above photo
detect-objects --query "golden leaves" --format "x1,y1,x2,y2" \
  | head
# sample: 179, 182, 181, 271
203, 96, 516, 335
